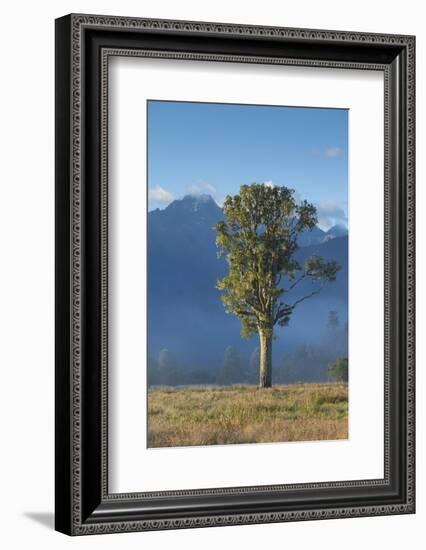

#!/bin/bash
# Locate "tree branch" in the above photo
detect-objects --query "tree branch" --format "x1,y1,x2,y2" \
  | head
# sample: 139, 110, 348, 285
235, 308, 256, 318
290, 287, 323, 309
283, 272, 306, 293
245, 298, 264, 316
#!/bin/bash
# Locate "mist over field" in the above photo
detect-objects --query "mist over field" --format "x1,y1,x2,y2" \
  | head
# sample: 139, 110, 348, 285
147, 194, 348, 386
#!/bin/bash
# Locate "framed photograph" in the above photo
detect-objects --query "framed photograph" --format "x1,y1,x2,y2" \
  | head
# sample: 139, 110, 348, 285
55, 14, 415, 535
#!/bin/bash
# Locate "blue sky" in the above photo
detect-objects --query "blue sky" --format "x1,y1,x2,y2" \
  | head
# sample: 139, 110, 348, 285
147, 100, 348, 230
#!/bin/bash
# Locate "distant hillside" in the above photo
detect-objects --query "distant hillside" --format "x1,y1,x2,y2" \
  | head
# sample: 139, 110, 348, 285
147, 195, 348, 372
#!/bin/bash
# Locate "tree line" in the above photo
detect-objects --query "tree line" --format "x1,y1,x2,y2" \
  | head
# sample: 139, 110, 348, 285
148, 311, 348, 387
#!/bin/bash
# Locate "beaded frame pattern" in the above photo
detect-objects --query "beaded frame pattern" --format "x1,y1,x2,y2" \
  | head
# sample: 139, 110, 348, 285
68, 14, 415, 535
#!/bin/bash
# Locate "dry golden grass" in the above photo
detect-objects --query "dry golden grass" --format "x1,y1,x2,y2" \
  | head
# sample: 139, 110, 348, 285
147, 383, 348, 448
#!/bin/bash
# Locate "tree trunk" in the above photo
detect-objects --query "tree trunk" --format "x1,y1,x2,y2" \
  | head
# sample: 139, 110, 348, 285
258, 331, 273, 388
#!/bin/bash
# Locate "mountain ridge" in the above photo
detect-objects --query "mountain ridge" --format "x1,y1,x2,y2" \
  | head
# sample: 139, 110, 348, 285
149, 194, 347, 247
147, 194, 348, 368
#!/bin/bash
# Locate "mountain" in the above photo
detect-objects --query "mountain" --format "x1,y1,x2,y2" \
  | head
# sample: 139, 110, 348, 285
298, 223, 348, 246
323, 224, 348, 242
148, 195, 225, 308
298, 225, 327, 246
150, 194, 223, 227
147, 195, 348, 370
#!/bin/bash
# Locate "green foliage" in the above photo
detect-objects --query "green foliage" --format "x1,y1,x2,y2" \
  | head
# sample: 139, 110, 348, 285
215, 183, 341, 340
327, 357, 349, 383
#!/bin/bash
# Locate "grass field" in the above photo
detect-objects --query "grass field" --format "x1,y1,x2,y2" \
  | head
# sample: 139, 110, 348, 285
147, 383, 348, 448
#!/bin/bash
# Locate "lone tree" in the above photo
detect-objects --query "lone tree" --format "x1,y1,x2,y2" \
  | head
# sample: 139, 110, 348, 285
215, 183, 340, 388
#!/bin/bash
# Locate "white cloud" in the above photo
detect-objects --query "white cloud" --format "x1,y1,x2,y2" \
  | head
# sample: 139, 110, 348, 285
263, 181, 274, 188
315, 201, 348, 231
187, 181, 225, 207
187, 184, 201, 195
187, 181, 217, 196
148, 185, 174, 206
203, 182, 217, 195
324, 147, 342, 159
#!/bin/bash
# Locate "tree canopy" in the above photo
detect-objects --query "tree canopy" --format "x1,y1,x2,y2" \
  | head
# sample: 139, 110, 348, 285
215, 183, 341, 387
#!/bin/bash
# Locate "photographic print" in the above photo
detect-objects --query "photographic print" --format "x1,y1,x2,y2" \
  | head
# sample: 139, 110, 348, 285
147, 100, 349, 448
56, 16, 415, 533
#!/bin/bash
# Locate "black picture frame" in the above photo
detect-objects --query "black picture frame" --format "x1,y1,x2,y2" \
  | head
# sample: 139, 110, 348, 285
55, 13, 415, 535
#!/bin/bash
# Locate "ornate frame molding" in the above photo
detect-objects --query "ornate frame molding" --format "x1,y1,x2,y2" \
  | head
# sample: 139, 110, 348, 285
55, 14, 415, 536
